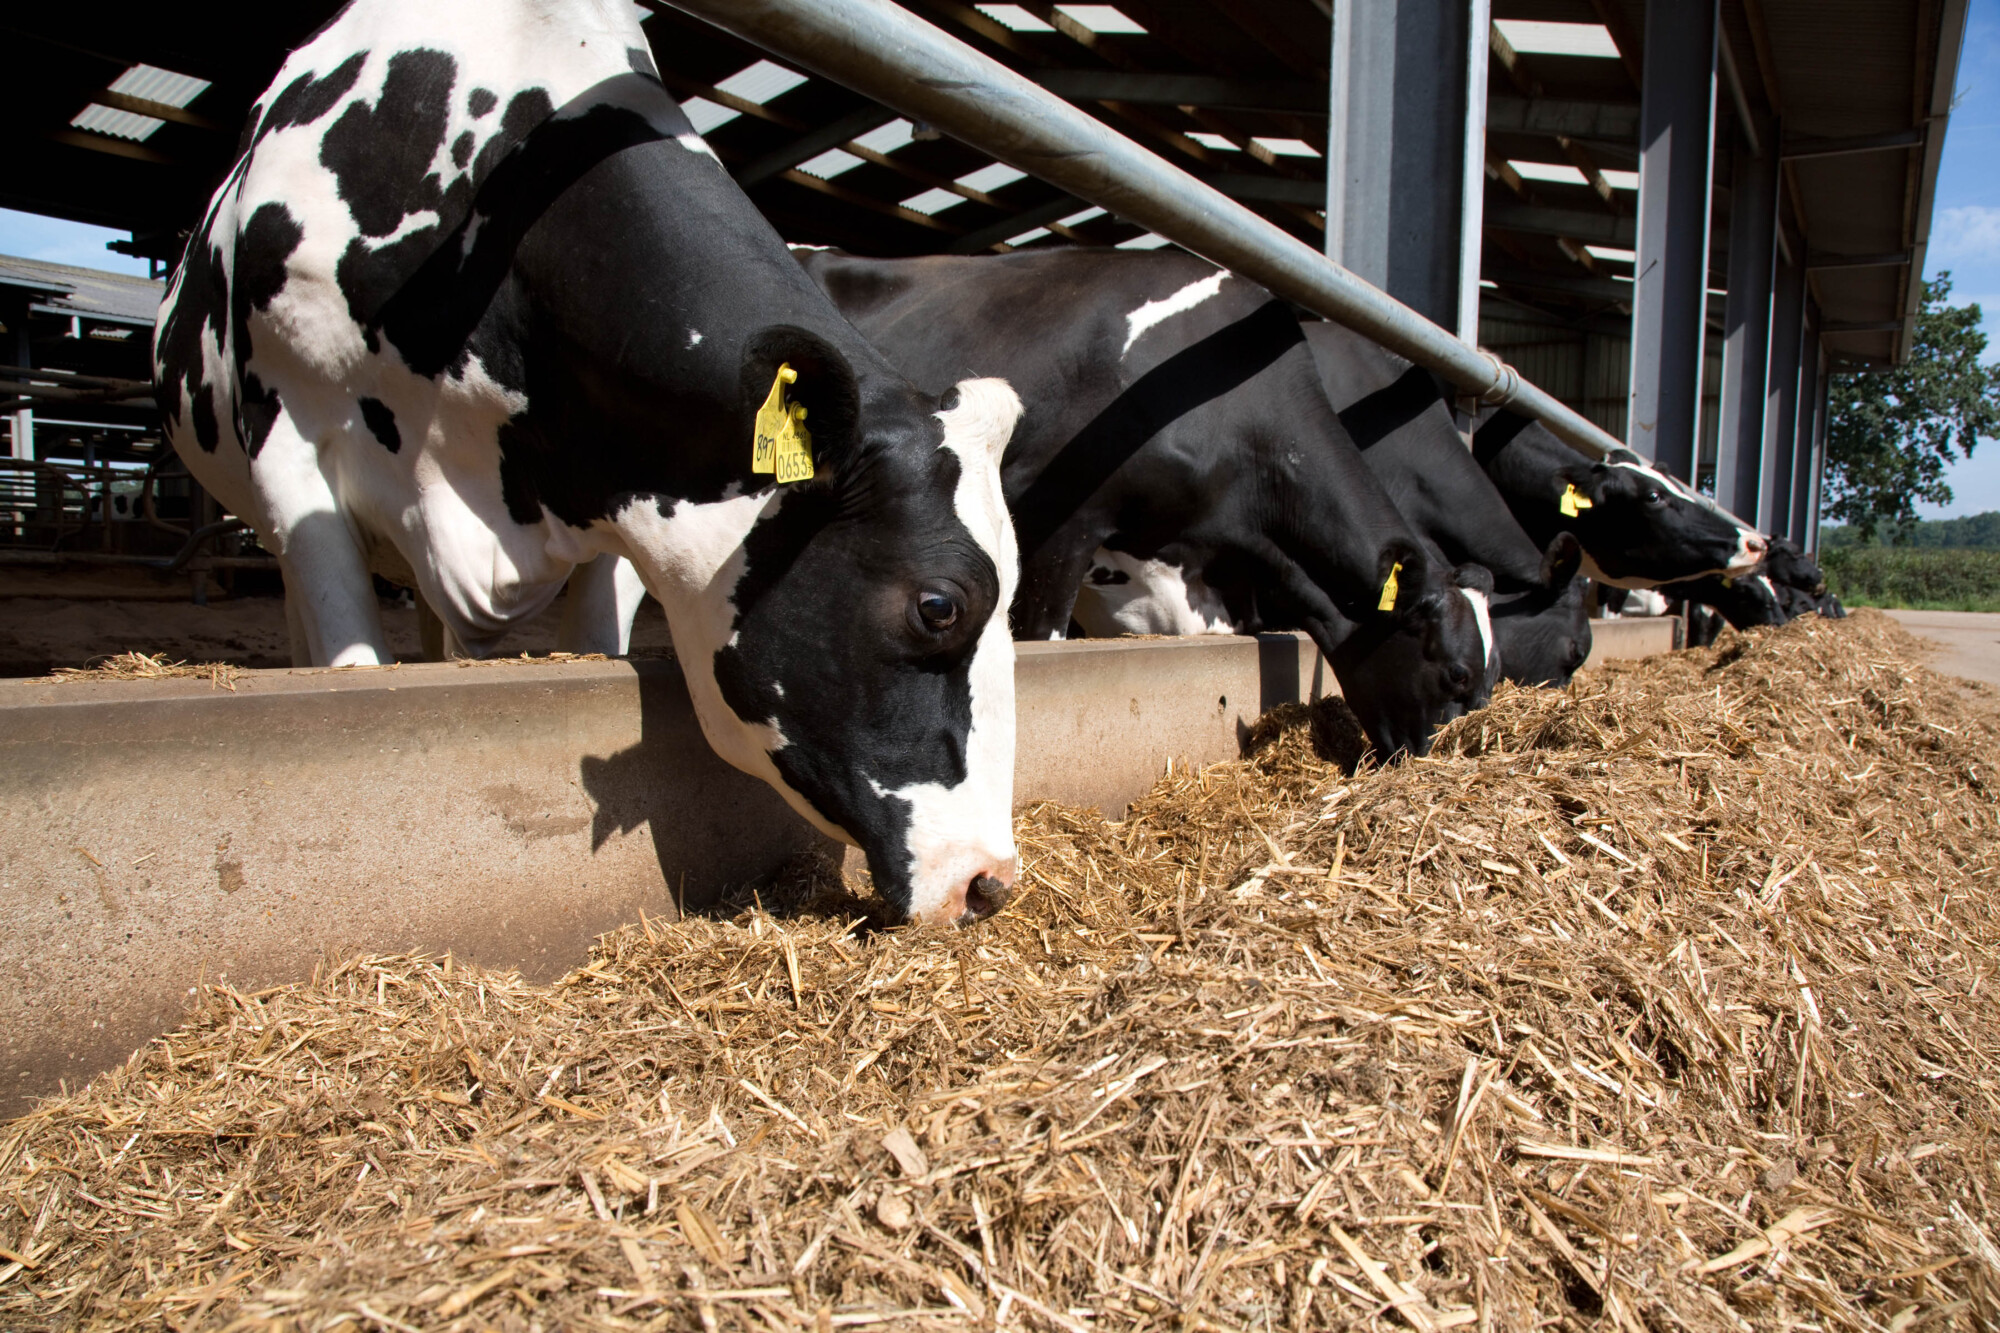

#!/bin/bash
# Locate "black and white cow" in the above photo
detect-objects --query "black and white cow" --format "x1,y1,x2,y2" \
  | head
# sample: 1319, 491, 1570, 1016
1303, 320, 1592, 688
1471, 410, 1768, 588
800, 248, 1494, 758
1762, 537, 1845, 618
152, 0, 1026, 925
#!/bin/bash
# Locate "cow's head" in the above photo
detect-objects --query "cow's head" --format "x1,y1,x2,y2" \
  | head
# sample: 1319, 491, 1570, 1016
624, 330, 1024, 927
1761, 537, 1828, 599
1489, 533, 1592, 687
1327, 552, 1496, 759
1480, 416, 1766, 588
1556, 449, 1768, 588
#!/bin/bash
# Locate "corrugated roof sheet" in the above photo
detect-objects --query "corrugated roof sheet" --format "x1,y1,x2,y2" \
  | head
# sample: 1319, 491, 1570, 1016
0, 253, 163, 325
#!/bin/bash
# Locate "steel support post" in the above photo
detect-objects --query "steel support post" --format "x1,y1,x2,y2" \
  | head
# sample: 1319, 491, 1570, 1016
1627, 0, 1721, 477
1791, 339, 1827, 543
1714, 112, 1780, 520
1326, 0, 1491, 342
9, 305, 29, 463
1760, 254, 1808, 534
1804, 355, 1829, 552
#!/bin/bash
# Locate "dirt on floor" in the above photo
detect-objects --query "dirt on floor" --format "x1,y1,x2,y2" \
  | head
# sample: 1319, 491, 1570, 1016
0, 587, 678, 675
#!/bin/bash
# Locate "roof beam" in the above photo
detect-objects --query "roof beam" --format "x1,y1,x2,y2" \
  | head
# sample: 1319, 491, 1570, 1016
1805, 250, 1913, 270
734, 106, 899, 187
1203, 173, 1322, 206
1820, 319, 1904, 334
1485, 204, 1636, 248
1486, 96, 1640, 144
949, 193, 1090, 253
1781, 127, 1924, 160
1483, 265, 1635, 306
45, 128, 174, 165
1032, 70, 1325, 114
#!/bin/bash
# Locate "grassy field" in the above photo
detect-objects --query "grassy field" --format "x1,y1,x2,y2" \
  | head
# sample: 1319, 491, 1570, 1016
1820, 545, 2000, 611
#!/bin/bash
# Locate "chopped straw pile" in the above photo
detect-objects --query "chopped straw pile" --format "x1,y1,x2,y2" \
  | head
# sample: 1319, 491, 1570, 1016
6, 610, 2000, 1332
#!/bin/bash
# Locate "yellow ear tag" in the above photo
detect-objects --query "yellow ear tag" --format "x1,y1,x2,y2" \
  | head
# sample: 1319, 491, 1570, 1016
1721, 575, 1736, 588
753, 364, 813, 482
773, 401, 814, 484
1377, 561, 1402, 613
1559, 483, 1594, 518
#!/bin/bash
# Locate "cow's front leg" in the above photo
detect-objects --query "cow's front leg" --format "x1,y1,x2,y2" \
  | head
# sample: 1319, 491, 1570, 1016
252, 410, 389, 667
557, 555, 648, 656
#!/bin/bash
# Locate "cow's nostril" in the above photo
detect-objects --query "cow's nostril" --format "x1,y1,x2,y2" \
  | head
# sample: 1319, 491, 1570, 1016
957, 873, 1011, 926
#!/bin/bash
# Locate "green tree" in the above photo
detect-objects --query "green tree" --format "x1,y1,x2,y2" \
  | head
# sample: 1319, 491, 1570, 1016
1824, 273, 2000, 541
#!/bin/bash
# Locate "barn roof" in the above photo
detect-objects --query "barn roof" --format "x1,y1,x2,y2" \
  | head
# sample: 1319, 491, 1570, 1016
0, 0, 1963, 373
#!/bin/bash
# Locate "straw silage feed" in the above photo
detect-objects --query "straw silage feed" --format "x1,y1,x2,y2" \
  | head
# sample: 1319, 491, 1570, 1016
4, 610, 1999, 1332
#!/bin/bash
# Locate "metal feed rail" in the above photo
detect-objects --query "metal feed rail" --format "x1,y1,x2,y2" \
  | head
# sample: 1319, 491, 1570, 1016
660, 0, 1628, 461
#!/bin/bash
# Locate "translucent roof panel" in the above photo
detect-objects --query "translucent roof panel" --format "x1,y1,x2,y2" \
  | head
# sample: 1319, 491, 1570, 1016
1056, 5, 1147, 33
902, 188, 967, 216
679, 98, 737, 135
957, 163, 1027, 193
1493, 20, 1620, 59
852, 120, 916, 155
1508, 160, 1591, 186
975, 4, 1056, 31
714, 60, 808, 105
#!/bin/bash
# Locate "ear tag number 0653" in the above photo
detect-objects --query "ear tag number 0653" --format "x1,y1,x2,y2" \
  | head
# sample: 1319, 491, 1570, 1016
753, 363, 814, 484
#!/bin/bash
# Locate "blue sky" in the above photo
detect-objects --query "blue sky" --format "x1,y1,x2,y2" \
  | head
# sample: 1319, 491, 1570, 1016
1913, 0, 2000, 517
1, 13, 1996, 516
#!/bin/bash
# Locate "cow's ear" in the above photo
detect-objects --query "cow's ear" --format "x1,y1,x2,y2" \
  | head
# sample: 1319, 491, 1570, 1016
1378, 540, 1428, 618
741, 325, 861, 462
1451, 562, 1495, 595
1539, 531, 1583, 587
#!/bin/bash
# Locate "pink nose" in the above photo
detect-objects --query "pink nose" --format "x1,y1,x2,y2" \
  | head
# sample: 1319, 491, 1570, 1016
941, 858, 1017, 927
1745, 533, 1769, 558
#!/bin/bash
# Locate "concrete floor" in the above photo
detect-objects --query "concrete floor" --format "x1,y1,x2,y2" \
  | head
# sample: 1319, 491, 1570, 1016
1883, 609, 2000, 689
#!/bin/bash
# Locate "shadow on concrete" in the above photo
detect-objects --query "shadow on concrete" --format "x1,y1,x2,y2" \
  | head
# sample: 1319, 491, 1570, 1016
578, 658, 833, 919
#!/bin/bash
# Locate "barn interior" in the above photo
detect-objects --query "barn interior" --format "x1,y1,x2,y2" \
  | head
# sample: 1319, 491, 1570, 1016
0, 0, 1965, 593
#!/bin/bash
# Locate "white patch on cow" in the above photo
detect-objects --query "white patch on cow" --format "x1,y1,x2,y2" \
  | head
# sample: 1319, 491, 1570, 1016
557, 554, 649, 654
1073, 548, 1237, 638
363, 209, 441, 251
876, 377, 1025, 924
1048, 629, 1066, 641
1461, 586, 1495, 677
1121, 270, 1229, 357
686, 328, 703, 347
1627, 589, 1670, 617
676, 132, 720, 163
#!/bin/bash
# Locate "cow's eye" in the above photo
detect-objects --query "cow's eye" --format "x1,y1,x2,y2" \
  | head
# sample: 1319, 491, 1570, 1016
913, 589, 961, 633
1447, 662, 1472, 690
1643, 488, 1666, 506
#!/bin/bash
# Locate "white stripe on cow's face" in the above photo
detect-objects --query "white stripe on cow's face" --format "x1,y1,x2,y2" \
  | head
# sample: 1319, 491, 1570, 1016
1461, 586, 1495, 679
1121, 270, 1230, 358
874, 377, 1025, 924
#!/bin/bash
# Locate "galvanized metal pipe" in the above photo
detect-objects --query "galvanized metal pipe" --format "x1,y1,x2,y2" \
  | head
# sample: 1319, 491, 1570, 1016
660, 0, 1628, 460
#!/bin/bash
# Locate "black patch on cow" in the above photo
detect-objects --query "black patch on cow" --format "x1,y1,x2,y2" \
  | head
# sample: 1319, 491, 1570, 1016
220, 202, 304, 457
322, 49, 457, 237
250, 52, 367, 152
1342, 364, 1444, 451
1088, 565, 1130, 585
469, 86, 498, 118
154, 238, 230, 451
359, 397, 402, 453
1470, 409, 1533, 467
451, 130, 475, 169
1008, 299, 1305, 562
627, 45, 658, 78
369, 80, 666, 382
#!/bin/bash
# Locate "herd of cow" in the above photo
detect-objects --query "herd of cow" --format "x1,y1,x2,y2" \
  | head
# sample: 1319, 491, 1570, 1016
149, 0, 1841, 928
